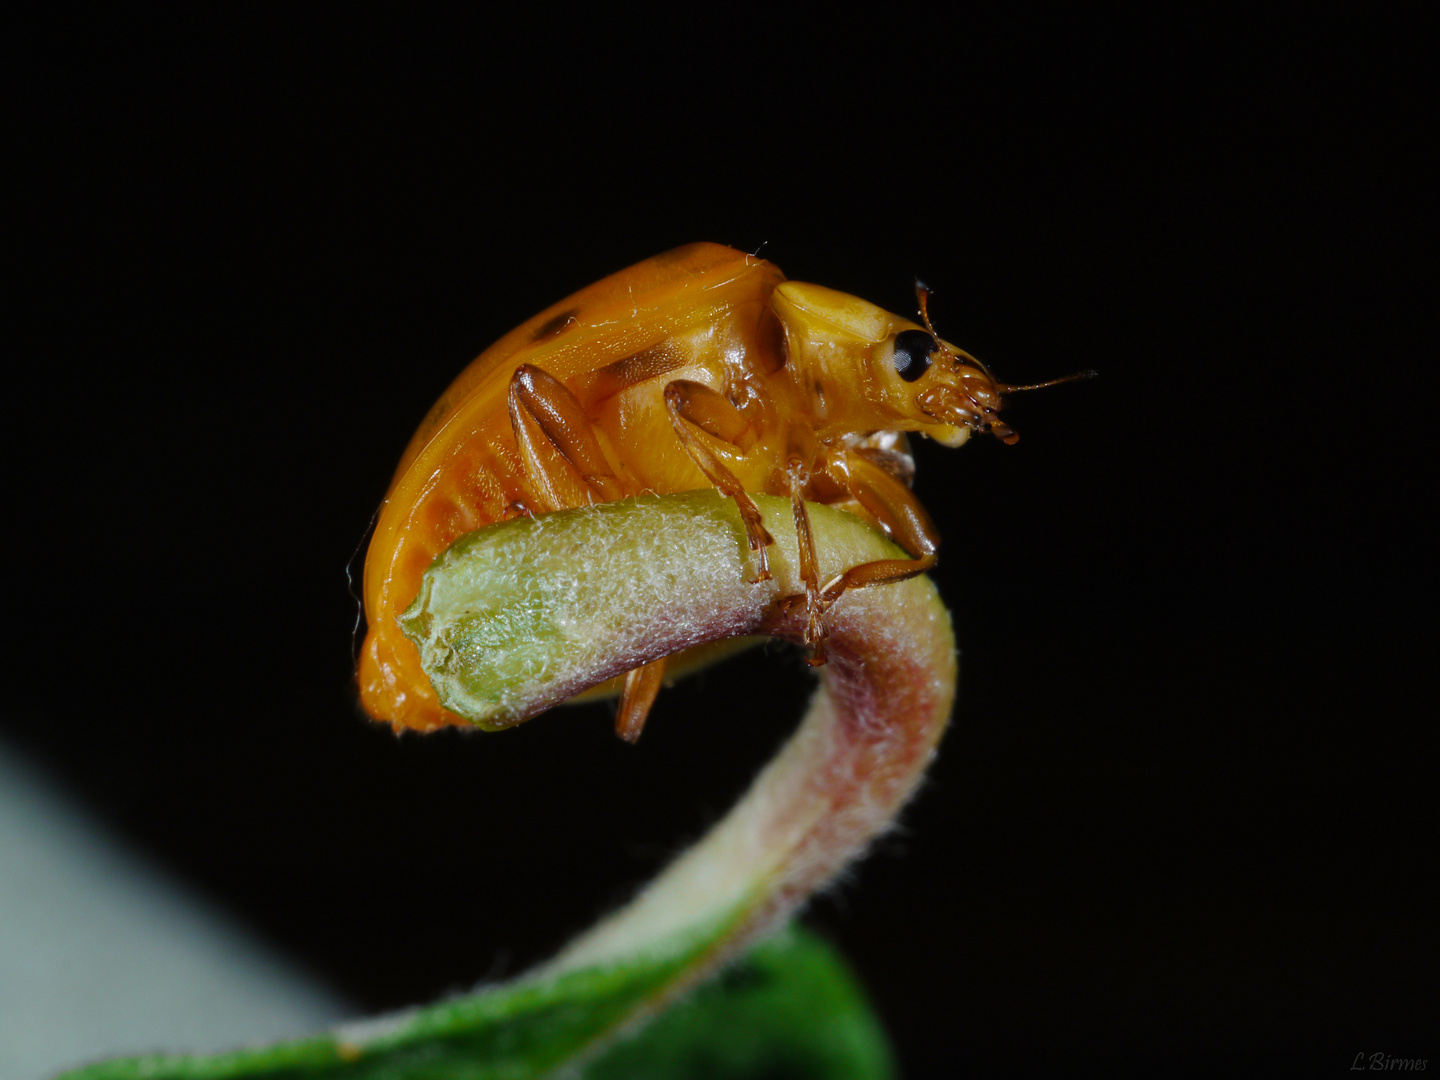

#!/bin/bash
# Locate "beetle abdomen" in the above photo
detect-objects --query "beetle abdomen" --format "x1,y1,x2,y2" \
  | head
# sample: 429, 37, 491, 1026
361, 245, 786, 731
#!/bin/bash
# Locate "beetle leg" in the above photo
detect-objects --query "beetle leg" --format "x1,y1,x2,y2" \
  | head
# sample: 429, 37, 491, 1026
503, 499, 535, 520
664, 380, 774, 581
789, 450, 943, 657
509, 364, 625, 512
615, 657, 666, 743
783, 461, 830, 664
825, 449, 941, 561
816, 551, 939, 605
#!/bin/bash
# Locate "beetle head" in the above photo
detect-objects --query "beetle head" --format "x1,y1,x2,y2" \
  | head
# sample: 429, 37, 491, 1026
901, 280, 1018, 446
774, 279, 1086, 446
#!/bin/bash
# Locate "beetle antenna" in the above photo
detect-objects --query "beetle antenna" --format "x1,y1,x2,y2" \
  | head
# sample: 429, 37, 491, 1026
914, 278, 1001, 385
913, 278, 941, 343
997, 369, 1098, 394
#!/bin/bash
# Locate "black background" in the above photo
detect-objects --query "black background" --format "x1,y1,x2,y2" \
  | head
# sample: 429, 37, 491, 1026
7, 10, 1431, 1078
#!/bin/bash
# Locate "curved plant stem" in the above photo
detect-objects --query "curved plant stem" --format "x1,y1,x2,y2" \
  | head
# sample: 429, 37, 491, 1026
402, 489, 957, 1065
63, 490, 955, 1079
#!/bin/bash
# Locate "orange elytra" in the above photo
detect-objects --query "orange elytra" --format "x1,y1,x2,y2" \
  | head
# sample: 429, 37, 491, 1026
360, 243, 1084, 739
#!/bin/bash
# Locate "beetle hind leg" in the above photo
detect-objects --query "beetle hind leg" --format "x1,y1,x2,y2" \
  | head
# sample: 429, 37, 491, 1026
509, 364, 625, 512
616, 658, 666, 742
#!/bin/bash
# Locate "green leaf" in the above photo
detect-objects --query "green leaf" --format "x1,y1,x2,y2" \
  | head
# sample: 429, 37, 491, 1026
60, 926, 892, 1080
584, 926, 895, 1080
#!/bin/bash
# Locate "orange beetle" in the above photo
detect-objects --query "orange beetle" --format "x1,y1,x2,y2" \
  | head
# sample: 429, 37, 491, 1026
361, 243, 1079, 740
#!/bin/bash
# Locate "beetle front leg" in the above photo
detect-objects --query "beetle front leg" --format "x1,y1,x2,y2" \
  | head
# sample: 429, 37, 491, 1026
815, 447, 941, 599
664, 380, 774, 581
780, 449, 942, 659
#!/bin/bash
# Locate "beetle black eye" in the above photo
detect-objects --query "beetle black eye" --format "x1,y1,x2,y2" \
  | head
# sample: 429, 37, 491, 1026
892, 329, 937, 382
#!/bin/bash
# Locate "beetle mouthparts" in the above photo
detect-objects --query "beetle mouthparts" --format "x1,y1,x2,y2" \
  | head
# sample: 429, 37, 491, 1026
916, 385, 1020, 445
915, 385, 975, 427
990, 420, 1020, 445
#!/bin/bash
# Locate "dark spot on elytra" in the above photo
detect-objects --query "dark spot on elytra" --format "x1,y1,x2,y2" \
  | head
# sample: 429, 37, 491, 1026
602, 342, 684, 387
574, 341, 686, 406
531, 308, 579, 342
654, 242, 707, 264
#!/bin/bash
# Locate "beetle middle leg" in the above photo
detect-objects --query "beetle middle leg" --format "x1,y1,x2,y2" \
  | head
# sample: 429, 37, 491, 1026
783, 460, 833, 664
664, 380, 774, 581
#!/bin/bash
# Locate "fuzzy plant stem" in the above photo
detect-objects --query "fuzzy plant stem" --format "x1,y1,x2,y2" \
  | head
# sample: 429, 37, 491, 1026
399, 489, 957, 1060
58, 489, 954, 1080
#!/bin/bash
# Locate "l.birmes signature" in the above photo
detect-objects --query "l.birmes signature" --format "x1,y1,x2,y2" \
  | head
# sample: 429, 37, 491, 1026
1353, 1052, 1427, 1071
